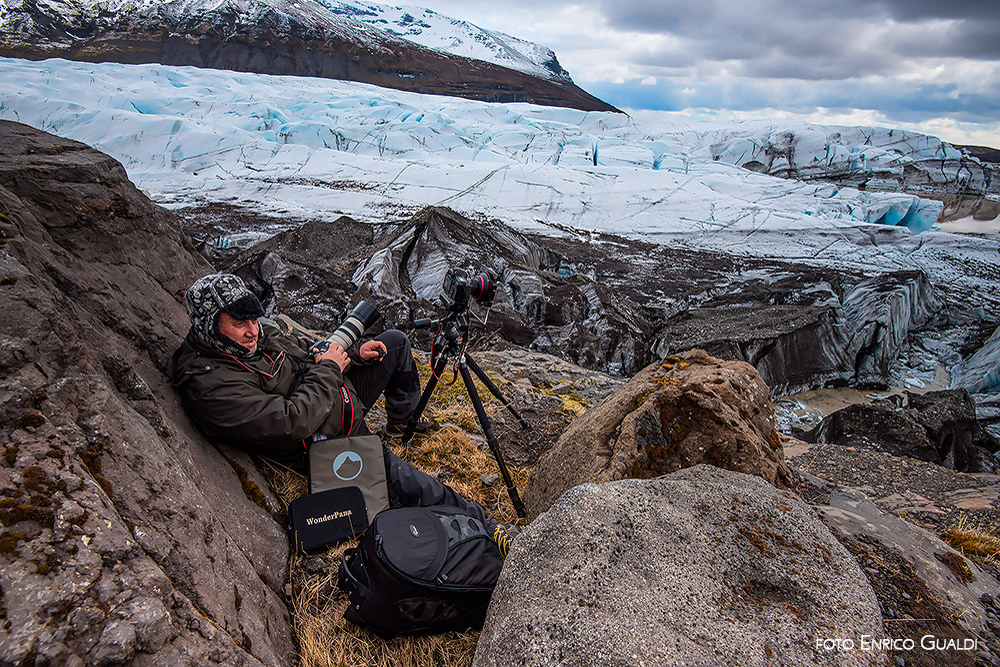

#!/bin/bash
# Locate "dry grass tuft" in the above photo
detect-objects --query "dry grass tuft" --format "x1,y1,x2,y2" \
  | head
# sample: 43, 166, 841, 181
940, 517, 1000, 567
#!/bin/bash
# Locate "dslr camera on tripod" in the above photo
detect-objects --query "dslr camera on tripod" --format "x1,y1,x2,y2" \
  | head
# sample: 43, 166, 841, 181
440, 268, 497, 314
405, 265, 527, 518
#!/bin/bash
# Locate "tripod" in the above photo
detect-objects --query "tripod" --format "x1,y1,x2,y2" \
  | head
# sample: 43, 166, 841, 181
399, 312, 528, 518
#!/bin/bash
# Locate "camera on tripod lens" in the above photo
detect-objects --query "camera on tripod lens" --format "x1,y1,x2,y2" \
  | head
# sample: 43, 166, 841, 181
441, 268, 497, 313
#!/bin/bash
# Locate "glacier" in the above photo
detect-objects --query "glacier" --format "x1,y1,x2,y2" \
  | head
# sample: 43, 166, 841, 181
0, 56, 998, 389
0, 57, 961, 241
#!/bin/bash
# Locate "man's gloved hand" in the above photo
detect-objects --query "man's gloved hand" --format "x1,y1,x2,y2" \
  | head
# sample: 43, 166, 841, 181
313, 341, 350, 371
359, 340, 387, 362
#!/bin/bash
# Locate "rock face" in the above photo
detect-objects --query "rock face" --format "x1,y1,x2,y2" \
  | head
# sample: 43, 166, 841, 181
804, 389, 1000, 473
802, 473, 999, 667
655, 269, 941, 395
474, 465, 886, 667
0, 121, 293, 665
524, 350, 793, 518
0, 0, 617, 113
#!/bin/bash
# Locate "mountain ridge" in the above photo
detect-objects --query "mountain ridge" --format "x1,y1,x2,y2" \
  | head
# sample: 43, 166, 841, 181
0, 0, 618, 112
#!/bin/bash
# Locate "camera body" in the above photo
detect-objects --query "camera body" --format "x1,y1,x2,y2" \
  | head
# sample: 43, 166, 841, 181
441, 268, 497, 313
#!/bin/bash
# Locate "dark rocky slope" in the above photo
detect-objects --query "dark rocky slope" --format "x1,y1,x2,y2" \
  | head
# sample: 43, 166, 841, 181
209, 205, 945, 395
0, 0, 618, 113
0, 120, 293, 665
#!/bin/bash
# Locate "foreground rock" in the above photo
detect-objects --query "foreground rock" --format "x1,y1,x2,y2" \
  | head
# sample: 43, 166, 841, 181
475, 465, 886, 667
524, 350, 793, 517
794, 471, 1000, 667
0, 121, 293, 665
804, 389, 1000, 473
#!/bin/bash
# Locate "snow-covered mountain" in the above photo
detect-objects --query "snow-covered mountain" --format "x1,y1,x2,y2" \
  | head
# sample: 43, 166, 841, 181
0, 0, 613, 110
318, 0, 571, 81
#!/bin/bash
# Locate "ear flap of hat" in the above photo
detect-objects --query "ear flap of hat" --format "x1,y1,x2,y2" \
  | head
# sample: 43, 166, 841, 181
224, 293, 265, 320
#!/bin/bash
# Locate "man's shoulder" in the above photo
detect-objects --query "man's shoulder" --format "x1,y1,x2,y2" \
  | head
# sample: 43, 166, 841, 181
170, 333, 213, 386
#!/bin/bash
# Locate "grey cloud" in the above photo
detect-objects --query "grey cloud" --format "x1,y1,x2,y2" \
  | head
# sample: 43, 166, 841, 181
878, 0, 1000, 22
599, 0, 1000, 79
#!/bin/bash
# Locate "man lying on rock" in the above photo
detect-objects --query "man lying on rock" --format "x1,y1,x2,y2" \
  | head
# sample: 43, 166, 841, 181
171, 272, 512, 553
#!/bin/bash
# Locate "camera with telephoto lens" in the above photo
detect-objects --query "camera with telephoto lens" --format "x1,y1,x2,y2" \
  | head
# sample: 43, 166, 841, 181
441, 268, 497, 313
311, 301, 380, 355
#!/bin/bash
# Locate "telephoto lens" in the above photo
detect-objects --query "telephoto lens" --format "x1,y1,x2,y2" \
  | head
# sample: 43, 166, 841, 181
325, 301, 380, 351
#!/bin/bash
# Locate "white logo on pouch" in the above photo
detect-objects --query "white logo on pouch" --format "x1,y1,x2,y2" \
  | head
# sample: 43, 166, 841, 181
332, 451, 363, 481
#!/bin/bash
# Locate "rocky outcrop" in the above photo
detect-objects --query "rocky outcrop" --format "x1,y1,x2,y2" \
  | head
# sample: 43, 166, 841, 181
0, 0, 617, 113
655, 269, 942, 395
804, 390, 1000, 473
523, 350, 793, 518
0, 120, 293, 665
475, 465, 886, 667
798, 471, 1000, 667
222, 205, 945, 393
233, 206, 660, 374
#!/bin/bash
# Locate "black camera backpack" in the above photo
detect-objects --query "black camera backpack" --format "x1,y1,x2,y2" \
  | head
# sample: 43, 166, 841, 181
337, 505, 504, 637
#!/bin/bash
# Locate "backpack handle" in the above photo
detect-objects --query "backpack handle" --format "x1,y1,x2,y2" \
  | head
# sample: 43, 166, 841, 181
338, 547, 370, 599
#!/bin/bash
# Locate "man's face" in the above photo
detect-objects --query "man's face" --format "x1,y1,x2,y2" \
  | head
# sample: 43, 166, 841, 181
218, 312, 260, 353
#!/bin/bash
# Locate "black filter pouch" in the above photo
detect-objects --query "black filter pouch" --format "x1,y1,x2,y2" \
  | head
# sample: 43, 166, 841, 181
288, 486, 368, 554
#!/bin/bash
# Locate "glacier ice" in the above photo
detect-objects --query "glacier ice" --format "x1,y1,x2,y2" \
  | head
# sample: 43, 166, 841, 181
0, 56, 998, 388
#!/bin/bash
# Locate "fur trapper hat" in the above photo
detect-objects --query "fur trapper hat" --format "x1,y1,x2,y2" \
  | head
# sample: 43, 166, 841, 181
185, 273, 265, 357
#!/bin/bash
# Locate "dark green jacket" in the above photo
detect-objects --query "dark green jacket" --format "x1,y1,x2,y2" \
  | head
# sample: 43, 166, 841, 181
171, 321, 365, 465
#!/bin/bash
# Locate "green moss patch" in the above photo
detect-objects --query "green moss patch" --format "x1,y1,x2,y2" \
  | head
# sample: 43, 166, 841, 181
934, 551, 976, 585
23, 466, 54, 494
0, 503, 55, 529
230, 460, 274, 517
0, 531, 27, 555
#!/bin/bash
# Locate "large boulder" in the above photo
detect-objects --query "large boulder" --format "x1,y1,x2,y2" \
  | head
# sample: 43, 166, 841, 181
524, 349, 792, 517
474, 465, 886, 667
0, 121, 294, 665
804, 389, 1000, 473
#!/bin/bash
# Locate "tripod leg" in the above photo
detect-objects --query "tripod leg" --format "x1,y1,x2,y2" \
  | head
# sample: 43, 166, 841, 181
399, 348, 449, 447
459, 360, 526, 518
465, 354, 529, 429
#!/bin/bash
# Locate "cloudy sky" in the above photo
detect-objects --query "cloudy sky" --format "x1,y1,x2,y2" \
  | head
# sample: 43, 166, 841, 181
414, 0, 1000, 148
